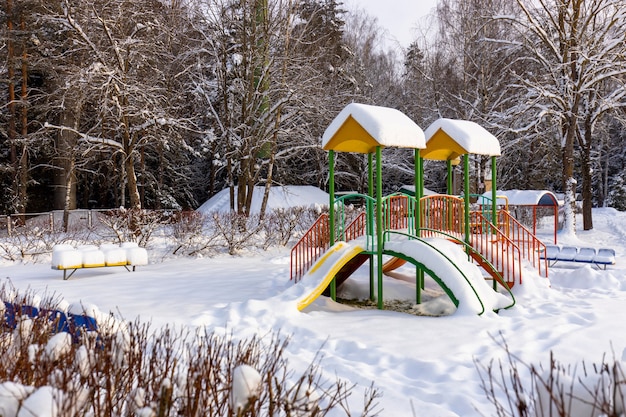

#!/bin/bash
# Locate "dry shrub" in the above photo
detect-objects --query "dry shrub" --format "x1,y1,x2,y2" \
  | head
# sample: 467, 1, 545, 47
208, 211, 264, 255
0, 287, 381, 417
261, 207, 323, 249
475, 333, 626, 417
96, 208, 170, 246
169, 211, 220, 256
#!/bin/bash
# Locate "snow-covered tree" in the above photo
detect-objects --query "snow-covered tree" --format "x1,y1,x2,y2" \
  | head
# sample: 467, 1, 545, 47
501, 0, 626, 233
407, 0, 522, 194
35, 0, 202, 211
198, 0, 287, 217
0, 0, 35, 215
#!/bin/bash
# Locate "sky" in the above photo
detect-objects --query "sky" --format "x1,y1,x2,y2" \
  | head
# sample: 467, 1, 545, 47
3, 195, 626, 415
345, 0, 440, 48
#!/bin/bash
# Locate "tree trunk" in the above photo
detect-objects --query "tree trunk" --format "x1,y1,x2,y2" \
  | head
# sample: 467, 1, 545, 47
561, 116, 577, 235
237, 157, 249, 215
121, 108, 141, 209
62, 157, 75, 232
119, 153, 126, 207
140, 145, 146, 208
581, 118, 593, 230
54, 96, 81, 213
16, 14, 29, 215
6, 0, 18, 213
259, 138, 277, 221
125, 152, 141, 210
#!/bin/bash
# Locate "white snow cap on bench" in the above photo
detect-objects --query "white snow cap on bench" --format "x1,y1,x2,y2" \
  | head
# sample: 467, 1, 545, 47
51, 243, 148, 269
82, 249, 105, 267
52, 247, 82, 269
101, 245, 127, 266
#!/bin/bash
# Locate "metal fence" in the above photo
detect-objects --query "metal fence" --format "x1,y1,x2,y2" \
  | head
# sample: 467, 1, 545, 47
0, 209, 181, 237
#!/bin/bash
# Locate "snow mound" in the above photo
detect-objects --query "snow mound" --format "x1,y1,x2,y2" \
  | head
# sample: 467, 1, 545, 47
197, 185, 329, 215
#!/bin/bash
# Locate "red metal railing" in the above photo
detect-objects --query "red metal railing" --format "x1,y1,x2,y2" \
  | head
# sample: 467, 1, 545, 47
290, 214, 330, 282
495, 210, 548, 278
468, 211, 523, 286
339, 212, 367, 242
383, 195, 411, 231
290, 212, 367, 282
420, 195, 464, 238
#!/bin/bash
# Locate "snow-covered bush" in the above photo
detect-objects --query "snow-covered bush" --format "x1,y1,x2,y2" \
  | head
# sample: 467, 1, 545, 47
0, 288, 381, 417
96, 208, 169, 246
0, 206, 331, 261
169, 211, 220, 256
261, 206, 321, 248
476, 335, 626, 416
207, 211, 264, 255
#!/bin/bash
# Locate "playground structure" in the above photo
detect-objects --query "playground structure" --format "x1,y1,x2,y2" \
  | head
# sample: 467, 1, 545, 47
290, 103, 549, 314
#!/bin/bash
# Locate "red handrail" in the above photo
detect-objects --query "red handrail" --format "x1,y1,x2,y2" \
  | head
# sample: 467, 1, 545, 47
420, 195, 464, 238
469, 211, 523, 286
290, 212, 367, 282
340, 212, 367, 242
290, 214, 330, 282
383, 195, 410, 231
495, 210, 548, 278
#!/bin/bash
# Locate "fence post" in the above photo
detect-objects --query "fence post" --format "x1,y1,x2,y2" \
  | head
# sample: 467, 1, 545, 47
7, 215, 11, 237
50, 212, 54, 233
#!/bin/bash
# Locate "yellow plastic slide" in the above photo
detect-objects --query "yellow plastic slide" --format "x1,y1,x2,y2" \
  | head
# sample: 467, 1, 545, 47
296, 242, 365, 311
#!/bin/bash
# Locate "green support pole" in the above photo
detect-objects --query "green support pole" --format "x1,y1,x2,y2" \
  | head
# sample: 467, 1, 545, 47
464, 154, 471, 246
491, 156, 498, 290
376, 147, 384, 310
368, 153, 375, 301
414, 150, 422, 235
415, 150, 423, 304
447, 160, 453, 195
491, 156, 497, 225
368, 153, 374, 238
328, 150, 336, 300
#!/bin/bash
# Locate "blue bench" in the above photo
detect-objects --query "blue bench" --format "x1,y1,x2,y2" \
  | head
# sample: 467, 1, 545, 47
540, 245, 616, 269
2, 301, 99, 343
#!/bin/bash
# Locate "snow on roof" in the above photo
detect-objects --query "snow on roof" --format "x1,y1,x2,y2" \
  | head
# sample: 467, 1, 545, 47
322, 103, 425, 153
423, 118, 501, 158
481, 190, 559, 206
197, 185, 329, 214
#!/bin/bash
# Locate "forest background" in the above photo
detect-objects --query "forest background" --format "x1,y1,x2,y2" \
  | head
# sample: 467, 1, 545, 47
1, 0, 625, 234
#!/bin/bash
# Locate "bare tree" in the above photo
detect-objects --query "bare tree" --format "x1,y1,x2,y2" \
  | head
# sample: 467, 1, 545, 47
501, 0, 626, 232
41, 0, 201, 211
2, 0, 32, 215
405, 0, 523, 195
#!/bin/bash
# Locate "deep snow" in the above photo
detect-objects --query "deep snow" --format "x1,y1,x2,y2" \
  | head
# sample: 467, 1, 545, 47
2, 207, 626, 416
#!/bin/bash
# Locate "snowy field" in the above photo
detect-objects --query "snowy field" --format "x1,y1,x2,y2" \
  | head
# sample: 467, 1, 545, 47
3, 207, 626, 416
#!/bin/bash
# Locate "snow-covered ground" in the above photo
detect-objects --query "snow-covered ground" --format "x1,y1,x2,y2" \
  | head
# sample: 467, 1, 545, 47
2, 207, 626, 416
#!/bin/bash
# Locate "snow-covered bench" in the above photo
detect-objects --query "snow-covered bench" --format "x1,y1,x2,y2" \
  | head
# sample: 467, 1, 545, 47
540, 245, 616, 270
2, 301, 99, 343
51, 242, 148, 280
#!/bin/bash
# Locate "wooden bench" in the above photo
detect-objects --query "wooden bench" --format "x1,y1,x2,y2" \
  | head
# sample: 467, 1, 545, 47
51, 243, 148, 280
540, 245, 616, 270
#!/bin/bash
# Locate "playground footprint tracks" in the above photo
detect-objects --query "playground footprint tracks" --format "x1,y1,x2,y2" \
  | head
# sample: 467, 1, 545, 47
607, 215, 626, 246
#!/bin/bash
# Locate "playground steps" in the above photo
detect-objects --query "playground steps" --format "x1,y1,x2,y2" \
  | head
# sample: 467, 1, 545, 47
466, 250, 515, 288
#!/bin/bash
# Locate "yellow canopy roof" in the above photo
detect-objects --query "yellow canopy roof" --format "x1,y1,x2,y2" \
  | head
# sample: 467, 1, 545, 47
422, 118, 501, 161
322, 103, 425, 154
